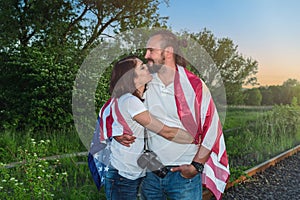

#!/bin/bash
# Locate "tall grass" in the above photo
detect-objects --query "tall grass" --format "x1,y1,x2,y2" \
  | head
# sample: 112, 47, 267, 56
0, 127, 86, 164
223, 105, 272, 130
0, 134, 102, 199
225, 105, 300, 180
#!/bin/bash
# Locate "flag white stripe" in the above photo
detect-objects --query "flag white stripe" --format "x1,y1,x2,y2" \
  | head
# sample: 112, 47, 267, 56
111, 102, 123, 137
209, 152, 230, 172
204, 163, 227, 192
202, 111, 219, 150
218, 134, 226, 162
200, 83, 211, 128
178, 67, 197, 120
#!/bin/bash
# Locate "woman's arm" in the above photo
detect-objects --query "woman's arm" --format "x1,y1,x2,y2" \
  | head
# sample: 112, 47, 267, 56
133, 110, 194, 144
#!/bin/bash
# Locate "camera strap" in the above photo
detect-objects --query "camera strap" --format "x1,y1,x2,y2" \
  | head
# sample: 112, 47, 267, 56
143, 128, 149, 151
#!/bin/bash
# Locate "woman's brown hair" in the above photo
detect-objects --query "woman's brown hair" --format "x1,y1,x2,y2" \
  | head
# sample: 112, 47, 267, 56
109, 55, 142, 99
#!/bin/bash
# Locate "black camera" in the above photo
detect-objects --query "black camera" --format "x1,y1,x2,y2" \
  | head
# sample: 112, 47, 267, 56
137, 150, 168, 178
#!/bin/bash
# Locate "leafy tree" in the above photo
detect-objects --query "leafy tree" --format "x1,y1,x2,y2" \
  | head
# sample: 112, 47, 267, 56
188, 29, 258, 105
0, 0, 169, 131
293, 85, 300, 106
258, 79, 300, 106
0, 48, 76, 130
282, 79, 300, 105
243, 88, 262, 106
0, 0, 168, 53
282, 78, 300, 87
259, 86, 274, 105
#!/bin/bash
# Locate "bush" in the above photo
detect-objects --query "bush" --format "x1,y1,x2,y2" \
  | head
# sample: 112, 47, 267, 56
0, 139, 68, 199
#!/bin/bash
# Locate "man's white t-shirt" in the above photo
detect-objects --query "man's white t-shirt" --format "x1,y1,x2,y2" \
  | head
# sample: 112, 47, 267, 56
144, 73, 198, 166
110, 93, 147, 180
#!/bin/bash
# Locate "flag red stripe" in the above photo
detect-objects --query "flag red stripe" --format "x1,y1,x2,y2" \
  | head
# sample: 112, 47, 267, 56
99, 98, 112, 140
201, 99, 215, 139
174, 69, 198, 141
113, 99, 133, 135
206, 157, 230, 182
203, 175, 222, 200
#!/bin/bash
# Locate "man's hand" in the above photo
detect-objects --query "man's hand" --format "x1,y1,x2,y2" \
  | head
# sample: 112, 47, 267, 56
170, 164, 198, 179
113, 135, 136, 147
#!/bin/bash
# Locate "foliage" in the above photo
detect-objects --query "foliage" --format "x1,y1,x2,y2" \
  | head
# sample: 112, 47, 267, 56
255, 78, 300, 106
188, 29, 259, 105
0, 0, 169, 131
0, 0, 168, 52
0, 139, 68, 199
0, 48, 77, 130
0, 130, 104, 199
243, 88, 262, 106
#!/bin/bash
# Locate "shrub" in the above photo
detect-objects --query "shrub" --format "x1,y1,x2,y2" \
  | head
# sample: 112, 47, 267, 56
0, 139, 68, 199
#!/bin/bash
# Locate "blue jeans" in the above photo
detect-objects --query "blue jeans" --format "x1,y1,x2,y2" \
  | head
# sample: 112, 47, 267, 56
104, 168, 143, 200
140, 170, 202, 200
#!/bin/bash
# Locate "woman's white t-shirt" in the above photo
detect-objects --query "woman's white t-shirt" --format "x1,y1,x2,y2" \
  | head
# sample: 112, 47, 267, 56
110, 93, 147, 180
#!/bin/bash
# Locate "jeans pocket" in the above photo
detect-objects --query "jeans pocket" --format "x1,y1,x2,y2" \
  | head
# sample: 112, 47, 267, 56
179, 172, 200, 183
179, 172, 189, 179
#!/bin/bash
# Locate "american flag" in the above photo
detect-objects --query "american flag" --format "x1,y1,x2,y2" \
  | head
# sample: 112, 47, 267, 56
174, 66, 230, 200
88, 98, 133, 190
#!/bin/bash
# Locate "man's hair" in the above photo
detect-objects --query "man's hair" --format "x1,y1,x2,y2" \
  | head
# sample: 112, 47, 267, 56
150, 30, 187, 67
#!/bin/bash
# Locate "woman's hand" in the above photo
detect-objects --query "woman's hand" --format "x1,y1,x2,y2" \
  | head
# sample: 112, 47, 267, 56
113, 135, 136, 147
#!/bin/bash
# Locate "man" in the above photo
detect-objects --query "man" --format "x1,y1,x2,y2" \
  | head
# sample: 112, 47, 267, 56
141, 31, 229, 200
116, 30, 229, 200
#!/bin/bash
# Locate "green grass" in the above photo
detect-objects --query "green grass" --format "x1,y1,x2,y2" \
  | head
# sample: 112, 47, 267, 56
0, 133, 102, 199
224, 105, 300, 181
1, 105, 300, 198
223, 105, 272, 130
0, 127, 86, 164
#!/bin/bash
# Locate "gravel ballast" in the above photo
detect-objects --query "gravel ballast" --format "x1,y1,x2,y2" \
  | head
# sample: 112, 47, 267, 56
218, 151, 300, 200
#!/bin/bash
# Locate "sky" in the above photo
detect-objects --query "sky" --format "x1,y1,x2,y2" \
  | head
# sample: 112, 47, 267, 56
158, 0, 300, 87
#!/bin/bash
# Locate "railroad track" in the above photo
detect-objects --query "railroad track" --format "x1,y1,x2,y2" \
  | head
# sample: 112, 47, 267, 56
203, 144, 300, 200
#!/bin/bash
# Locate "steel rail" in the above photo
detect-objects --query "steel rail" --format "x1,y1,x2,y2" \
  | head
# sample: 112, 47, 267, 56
203, 144, 300, 200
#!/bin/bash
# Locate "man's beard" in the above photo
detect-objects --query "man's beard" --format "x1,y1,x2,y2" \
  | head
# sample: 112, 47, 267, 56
148, 63, 163, 73
147, 57, 165, 73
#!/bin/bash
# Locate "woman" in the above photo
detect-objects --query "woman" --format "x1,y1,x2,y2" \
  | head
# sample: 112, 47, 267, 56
102, 55, 194, 200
